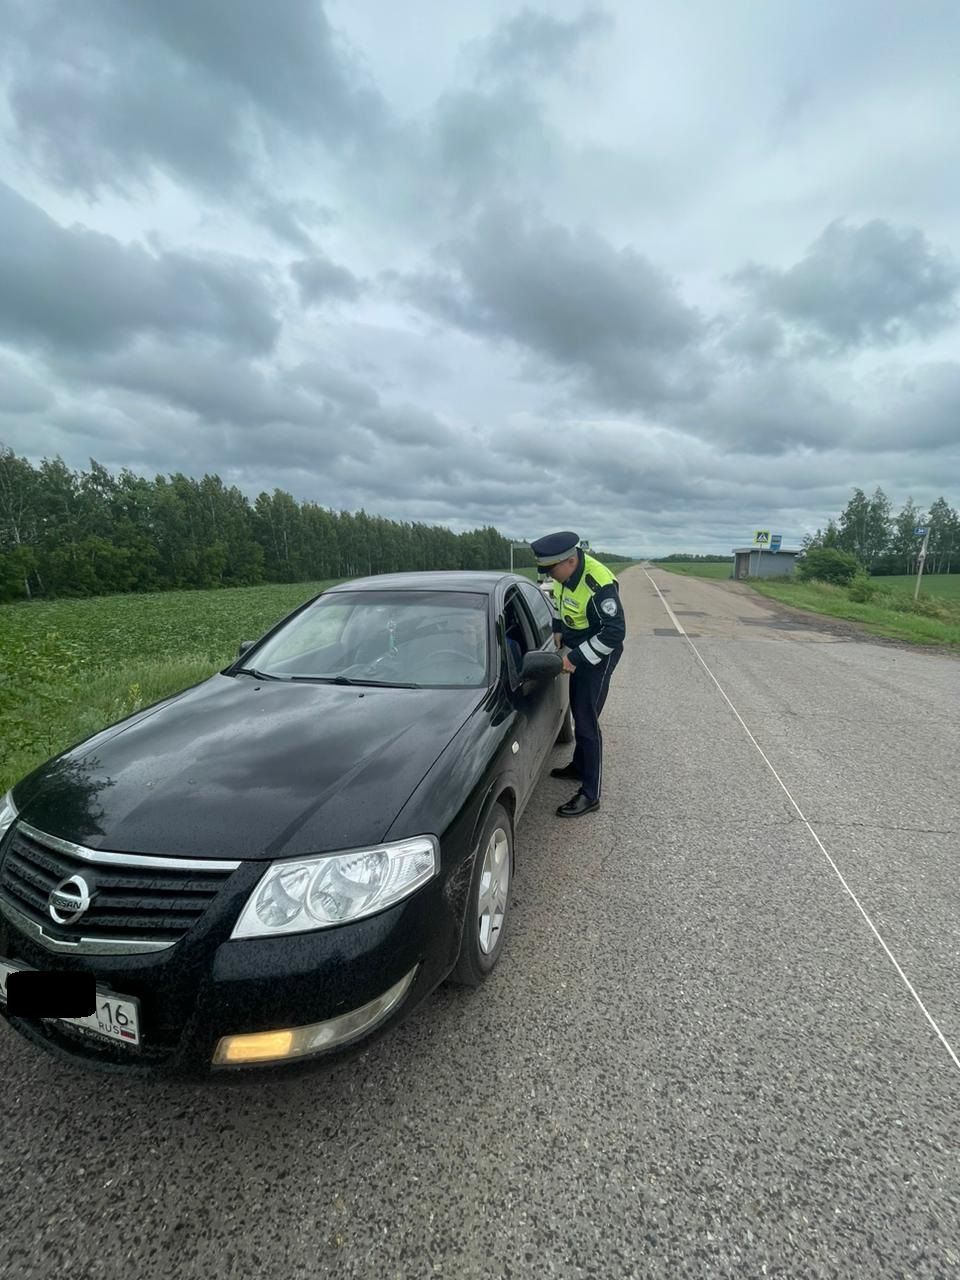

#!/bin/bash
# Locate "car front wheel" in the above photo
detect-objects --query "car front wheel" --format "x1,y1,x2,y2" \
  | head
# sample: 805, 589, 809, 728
450, 803, 513, 987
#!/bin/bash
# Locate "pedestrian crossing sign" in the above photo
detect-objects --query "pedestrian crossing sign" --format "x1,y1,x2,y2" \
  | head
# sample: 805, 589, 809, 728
754, 530, 770, 546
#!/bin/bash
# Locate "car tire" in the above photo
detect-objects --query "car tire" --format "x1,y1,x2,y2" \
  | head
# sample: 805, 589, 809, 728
557, 704, 575, 744
450, 803, 513, 988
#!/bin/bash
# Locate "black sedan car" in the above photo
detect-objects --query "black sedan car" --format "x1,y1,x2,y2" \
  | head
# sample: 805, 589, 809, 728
0, 572, 573, 1077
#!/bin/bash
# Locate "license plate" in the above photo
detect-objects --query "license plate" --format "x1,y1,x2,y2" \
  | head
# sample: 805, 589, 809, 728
0, 960, 141, 1047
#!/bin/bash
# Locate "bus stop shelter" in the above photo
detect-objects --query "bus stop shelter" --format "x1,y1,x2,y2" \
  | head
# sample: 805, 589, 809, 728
732, 547, 802, 579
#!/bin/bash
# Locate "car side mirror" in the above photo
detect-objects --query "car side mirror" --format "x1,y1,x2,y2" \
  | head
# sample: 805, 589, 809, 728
520, 651, 563, 682
237, 640, 255, 657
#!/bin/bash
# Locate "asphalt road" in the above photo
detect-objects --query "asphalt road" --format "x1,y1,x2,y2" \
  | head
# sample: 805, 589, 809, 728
2, 565, 958, 1280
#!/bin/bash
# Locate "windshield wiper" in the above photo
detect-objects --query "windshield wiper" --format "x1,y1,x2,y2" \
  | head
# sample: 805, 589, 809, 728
289, 675, 421, 688
234, 667, 283, 681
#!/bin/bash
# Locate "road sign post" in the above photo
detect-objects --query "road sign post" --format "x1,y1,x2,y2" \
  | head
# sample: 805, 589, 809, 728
913, 527, 930, 601
753, 529, 770, 577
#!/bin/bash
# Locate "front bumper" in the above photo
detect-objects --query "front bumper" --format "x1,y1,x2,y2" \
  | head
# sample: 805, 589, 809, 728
0, 863, 463, 1078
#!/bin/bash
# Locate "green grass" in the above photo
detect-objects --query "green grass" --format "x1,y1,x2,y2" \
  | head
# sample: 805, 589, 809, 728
652, 561, 733, 580
653, 561, 959, 647
0, 579, 343, 793
870, 574, 960, 599
748, 578, 960, 649
0, 563, 645, 793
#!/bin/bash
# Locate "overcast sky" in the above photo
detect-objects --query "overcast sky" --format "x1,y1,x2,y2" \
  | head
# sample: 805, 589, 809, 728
1, 0, 958, 555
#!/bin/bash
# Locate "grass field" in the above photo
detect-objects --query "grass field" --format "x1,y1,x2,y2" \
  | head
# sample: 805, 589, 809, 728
871, 574, 960, 599
0, 563, 645, 793
749, 579, 960, 648
0, 580, 341, 793
654, 560, 959, 648
651, 562, 733, 579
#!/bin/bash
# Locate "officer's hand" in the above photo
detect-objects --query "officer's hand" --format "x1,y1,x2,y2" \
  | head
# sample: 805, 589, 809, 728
561, 654, 576, 674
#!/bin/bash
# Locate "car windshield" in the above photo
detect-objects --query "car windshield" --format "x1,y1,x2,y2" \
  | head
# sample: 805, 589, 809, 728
244, 590, 490, 688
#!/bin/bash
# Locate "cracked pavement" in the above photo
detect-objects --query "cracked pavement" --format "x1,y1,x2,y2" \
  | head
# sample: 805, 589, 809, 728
1, 564, 958, 1279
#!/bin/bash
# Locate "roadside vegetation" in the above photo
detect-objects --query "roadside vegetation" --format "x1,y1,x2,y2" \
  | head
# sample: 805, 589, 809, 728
0, 580, 339, 793
749, 576, 960, 648
0, 446, 636, 790
654, 486, 960, 649
751, 545, 960, 647
0, 560, 639, 793
655, 557, 960, 648
0, 447, 632, 604
651, 561, 732, 579
656, 546, 959, 648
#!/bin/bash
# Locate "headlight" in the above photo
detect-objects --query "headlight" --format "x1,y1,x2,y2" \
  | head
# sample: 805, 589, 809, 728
231, 836, 439, 939
0, 791, 17, 842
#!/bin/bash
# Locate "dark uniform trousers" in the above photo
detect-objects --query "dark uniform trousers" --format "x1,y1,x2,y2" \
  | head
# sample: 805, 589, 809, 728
569, 645, 622, 802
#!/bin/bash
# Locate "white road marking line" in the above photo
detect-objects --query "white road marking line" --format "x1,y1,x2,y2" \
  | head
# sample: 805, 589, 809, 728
648, 583, 687, 636
644, 568, 960, 1075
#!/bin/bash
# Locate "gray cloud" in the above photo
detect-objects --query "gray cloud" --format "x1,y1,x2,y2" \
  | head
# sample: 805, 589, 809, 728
291, 255, 365, 307
2, 0, 385, 197
479, 7, 613, 79
421, 86, 557, 212
2, 3, 960, 556
669, 363, 860, 455
289, 362, 381, 413
0, 183, 279, 356
360, 403, 453, 448
0, 352, 53, 413
126, 0, 385, 143
255, 204, 314, 254
4, 5, 252, 194
56, 343, 322, 429
863, 361, 960, 451
718, 314, 785, 363
51, 337, 454, 459
402, 203, 706, 409
254, 198, 335, 252
733, 220, 960, 352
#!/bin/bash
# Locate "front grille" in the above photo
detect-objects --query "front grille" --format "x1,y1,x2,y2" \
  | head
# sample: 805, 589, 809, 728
0, 823, 239, 950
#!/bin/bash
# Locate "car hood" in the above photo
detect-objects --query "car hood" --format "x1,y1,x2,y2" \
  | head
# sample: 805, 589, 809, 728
15, 674, 484, 859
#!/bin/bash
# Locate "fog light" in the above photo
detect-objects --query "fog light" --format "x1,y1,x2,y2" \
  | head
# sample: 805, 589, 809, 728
217, 1030, 295, 1064
212, 966, 418, 1067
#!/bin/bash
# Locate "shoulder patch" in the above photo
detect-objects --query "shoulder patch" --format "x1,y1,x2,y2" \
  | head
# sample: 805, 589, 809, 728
601, 597, 618, 617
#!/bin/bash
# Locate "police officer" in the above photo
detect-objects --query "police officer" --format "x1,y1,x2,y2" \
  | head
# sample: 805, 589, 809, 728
529, 531, 625, 817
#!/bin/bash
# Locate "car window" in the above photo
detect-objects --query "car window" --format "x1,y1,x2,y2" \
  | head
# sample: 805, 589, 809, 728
518, 581, 554, 644
247, 591, 489, 688
263, 603, 352, 662
501, 590, 539, 688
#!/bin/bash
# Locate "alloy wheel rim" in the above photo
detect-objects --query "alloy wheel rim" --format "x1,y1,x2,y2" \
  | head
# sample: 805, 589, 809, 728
478, 827, 510, 955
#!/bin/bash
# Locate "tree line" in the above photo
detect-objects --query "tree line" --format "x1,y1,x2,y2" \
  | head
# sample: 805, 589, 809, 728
655, 553, 732, 563
803, 488, 959, 575
0, 448, 631, 602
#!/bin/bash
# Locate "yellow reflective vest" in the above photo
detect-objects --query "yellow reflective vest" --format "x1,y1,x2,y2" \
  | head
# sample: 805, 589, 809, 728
551, 553, 625, 669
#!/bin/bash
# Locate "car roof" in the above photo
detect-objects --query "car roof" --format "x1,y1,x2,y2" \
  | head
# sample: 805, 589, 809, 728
324, 570, 527, 595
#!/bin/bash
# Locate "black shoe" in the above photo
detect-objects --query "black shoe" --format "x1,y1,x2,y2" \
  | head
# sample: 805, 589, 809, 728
550, 762, 582, 780
556, 790, 600, 818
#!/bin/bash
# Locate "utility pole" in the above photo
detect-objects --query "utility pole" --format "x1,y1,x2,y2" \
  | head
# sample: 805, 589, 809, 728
914, 526, 931, 601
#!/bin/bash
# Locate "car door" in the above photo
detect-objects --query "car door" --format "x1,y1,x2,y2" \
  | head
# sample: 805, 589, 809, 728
517, 578, 568, 753
500, 586, 563, 803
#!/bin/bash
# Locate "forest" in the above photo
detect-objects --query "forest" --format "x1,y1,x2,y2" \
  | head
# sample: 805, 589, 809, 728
0, 447, 631, 602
